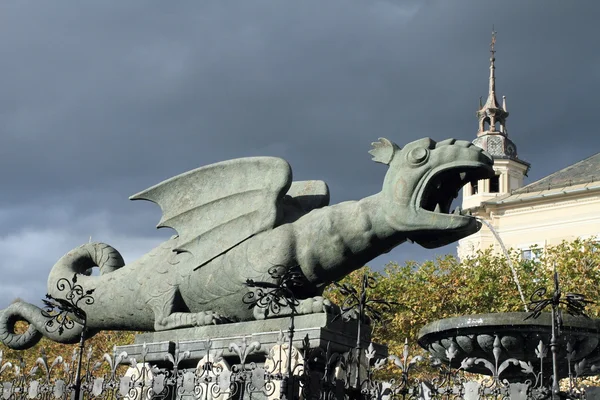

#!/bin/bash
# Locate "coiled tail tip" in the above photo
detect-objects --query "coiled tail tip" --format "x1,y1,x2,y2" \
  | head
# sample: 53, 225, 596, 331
0, 302, 44, 350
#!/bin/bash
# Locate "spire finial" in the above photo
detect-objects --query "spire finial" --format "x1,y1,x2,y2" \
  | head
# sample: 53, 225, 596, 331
477, 27, 508, 136
488, 27, 497, 98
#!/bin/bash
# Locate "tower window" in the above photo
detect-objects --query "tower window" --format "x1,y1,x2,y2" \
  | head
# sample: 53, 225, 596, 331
471, 181, 479, 194
490, 175, 500, 193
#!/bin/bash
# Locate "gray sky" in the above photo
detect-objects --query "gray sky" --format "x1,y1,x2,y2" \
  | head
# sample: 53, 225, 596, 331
0, 0, 598, 305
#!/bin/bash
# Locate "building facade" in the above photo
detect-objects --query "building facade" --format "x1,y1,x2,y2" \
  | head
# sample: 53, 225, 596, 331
457, 32, 600, 260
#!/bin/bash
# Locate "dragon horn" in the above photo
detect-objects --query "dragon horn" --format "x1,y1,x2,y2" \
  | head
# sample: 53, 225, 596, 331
369, 138, 400, 165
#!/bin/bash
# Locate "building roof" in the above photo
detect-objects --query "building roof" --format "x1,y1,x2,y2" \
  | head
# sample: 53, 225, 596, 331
482, 151, 600, 206
517, 152, 600, 192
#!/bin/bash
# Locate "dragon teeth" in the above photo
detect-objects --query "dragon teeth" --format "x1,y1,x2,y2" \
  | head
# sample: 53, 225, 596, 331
453, 206, 462, 215
459, 172, 467, 181
434, 203, 441, 213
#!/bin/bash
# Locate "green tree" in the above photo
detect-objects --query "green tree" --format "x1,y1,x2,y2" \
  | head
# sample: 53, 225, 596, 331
326, 238, 600, 374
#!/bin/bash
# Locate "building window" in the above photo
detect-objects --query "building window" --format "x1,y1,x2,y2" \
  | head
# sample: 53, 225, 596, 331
521, 249, 533, 260
471, 180, 479, 194
521, 248, 541, 262
489, 175, 500, 193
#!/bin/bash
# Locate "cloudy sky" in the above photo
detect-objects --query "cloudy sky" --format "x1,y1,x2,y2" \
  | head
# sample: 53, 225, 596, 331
0, 1, 598, 306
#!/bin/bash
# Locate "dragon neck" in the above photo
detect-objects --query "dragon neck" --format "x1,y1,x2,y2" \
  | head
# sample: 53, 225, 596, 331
363, 193, 409, 241
355, 193, 410, 258
295, 193, 408, 287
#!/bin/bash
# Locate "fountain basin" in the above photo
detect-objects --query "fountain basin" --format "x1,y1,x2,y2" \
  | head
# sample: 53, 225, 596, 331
418, 312, 600, 382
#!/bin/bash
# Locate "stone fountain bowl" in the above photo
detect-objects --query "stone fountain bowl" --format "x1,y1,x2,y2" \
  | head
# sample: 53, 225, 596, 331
417, 312, 600, 382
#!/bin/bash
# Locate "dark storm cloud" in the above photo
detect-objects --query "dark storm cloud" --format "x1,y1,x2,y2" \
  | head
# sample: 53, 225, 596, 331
0, 0, 598, 305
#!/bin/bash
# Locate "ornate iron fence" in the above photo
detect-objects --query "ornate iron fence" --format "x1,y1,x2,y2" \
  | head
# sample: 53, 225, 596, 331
1, 333, 600, 399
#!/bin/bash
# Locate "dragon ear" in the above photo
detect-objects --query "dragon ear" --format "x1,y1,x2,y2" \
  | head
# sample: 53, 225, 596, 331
369, 138, 400, 165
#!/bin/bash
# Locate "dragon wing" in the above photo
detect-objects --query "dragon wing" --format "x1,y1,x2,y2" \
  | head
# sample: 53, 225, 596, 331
130, 157, 292, 269
286, 180, 329, 212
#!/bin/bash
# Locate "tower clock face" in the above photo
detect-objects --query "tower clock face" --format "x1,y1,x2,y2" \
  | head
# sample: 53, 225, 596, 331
506, 143, 516, 156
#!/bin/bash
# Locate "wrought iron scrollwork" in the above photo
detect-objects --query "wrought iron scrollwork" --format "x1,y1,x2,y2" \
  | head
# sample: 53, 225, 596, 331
332, 272, 398, 325
243, 265, 303, 317
244, 265, 307, 399
526, 269, 593, 323
40, 272, 95, 400
524, 269, 595, 399
41, 273, 94, 334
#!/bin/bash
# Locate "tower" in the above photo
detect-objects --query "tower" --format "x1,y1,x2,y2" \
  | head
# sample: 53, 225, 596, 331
462, 29, 530, 210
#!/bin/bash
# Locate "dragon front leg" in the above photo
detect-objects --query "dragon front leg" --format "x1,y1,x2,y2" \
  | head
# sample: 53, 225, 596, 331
253, 296, 340, 320
146, 285, 229, 331
153, 311, 230, 330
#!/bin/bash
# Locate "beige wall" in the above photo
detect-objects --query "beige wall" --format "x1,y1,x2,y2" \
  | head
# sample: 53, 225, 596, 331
458, 186, 600, 259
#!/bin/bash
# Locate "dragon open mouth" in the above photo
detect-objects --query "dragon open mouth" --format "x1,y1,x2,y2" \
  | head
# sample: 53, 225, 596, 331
419, 164, 495, 216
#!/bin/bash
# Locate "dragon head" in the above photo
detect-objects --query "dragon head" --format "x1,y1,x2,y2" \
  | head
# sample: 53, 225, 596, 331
370, 137, 495, 248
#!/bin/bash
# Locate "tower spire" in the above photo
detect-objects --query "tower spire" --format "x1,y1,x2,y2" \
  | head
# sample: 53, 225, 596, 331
464, 27, 531, 214
476, 27, 508, 136
488, 27, 497, 106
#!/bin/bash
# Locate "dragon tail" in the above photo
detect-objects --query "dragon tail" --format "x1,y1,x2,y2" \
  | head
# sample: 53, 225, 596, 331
0, 301, 83, 350
48, 242, 125, 284
0, 243, 125, 350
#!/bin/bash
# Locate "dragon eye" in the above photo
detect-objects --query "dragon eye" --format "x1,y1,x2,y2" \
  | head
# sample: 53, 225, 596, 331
408, 147, 429, 165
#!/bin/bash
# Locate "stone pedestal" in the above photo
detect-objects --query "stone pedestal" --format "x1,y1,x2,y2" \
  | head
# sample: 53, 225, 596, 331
115, 314, 387, 399
117, 313, 386, 367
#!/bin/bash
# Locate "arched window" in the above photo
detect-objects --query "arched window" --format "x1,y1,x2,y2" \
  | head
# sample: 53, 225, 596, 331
489, 175, 500, 193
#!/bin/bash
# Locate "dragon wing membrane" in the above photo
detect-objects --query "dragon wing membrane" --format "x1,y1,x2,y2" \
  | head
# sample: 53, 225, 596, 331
130, 157, 293, 270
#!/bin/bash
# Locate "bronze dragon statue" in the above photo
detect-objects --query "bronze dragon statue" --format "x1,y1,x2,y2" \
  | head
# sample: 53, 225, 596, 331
0, 137, 494, 349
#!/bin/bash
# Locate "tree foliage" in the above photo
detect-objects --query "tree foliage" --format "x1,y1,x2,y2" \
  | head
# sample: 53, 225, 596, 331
326, 238, 600, 364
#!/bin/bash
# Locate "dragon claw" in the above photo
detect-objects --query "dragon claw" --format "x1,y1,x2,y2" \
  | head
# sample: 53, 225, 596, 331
193, 311, 229, 327
297, 296, 340, 315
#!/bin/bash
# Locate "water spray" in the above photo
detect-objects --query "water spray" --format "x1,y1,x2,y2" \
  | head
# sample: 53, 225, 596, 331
475, 217, 529, 312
